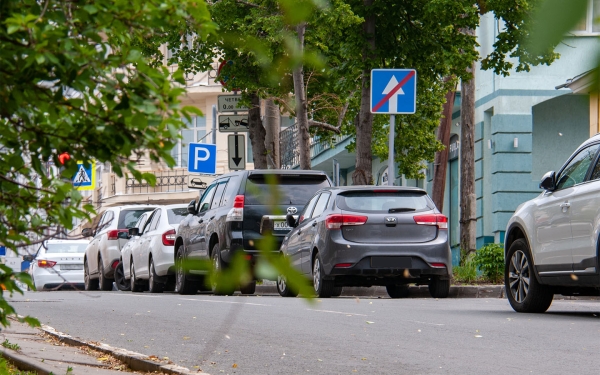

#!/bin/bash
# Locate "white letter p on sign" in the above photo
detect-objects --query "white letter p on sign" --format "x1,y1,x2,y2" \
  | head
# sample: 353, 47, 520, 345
194, 147, 210, 170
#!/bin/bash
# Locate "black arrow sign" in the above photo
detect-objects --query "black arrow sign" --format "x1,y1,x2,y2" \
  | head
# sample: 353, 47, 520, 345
232, 135, 242, 166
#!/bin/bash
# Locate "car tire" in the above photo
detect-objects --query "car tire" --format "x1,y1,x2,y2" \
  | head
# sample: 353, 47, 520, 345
276, 275, 298, 297
130, 261, 145, 293
240, 280, 256, 295
114, 261, 130, 292
386, 284, 410, 298
331, 286, 343, 297
98, 257, 114, 291
505, 239, 554, 313
84, 260, 99, 291
148, 258, 165, 294
174, 246, 198, 295
312, 253, 334, 298
429, 278, 450, 298
211, 244, 234, 296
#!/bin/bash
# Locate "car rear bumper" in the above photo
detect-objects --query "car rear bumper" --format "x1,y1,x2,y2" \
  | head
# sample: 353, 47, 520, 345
33, 268, 84, 290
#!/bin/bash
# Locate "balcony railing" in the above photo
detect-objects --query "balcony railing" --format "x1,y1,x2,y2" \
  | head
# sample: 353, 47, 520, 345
125, 169, 189, 194
280, 123, 351, 169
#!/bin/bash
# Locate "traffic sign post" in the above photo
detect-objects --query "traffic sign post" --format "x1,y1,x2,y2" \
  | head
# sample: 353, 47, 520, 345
72, 161, 95, 190
217, 95, 249, 113
219, 114, 249, 133
187, 143, 217, 174
228, 134, 246, 170
370, 69, 417, 186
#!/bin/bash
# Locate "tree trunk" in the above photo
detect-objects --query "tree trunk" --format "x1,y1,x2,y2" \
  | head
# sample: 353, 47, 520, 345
431, 78, 456, 211
352, 0, 375, 185
264, 99, 280, 168
293, 23, 311, 170
460, 33, 477, 262
248, 92, 267, 169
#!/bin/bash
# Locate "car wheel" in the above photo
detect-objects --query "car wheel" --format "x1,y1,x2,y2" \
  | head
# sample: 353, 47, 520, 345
312, 253, 334, 298
148, 258, 165, 294
114, 261, 130, 291
98, 257, 114, 291
240, 280, 256, 295
84, 260, 99, 291
174, 246, 198, 295
211, 243, 234, 296
506, 239, 554, 313
276, 275, 298, 297
428, 278, 450, 298
130, 261, 145, 293
386, 284, 410, 298
331, 286, 343, 297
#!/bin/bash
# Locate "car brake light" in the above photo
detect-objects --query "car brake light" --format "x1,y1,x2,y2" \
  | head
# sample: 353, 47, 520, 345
162, 229, 176, 246
430, 263, 446, 268
325, 214, 368, 230
334, 263, 353, 268
226, 195, 244, 222
38, 260, 57, 268
413, 214, 448, 229
107, 229, 128, 240
111, 260, 120, 269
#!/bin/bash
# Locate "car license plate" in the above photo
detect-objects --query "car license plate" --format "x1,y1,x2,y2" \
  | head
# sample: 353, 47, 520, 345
273, 220, 291, 230
61, 264, 83, 271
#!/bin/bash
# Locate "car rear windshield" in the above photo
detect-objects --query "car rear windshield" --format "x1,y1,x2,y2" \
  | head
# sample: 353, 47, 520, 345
337, 191, 432, 213
245, 174, 330, 205
118, 208, 155, 229
46, 243, 87, 254
168, 208, 189, 224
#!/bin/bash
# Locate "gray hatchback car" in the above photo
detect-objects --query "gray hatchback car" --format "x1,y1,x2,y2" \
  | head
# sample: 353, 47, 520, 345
277, 186, 452, 298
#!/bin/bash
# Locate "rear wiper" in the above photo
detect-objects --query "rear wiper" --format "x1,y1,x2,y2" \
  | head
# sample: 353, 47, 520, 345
388, 207, 415, 213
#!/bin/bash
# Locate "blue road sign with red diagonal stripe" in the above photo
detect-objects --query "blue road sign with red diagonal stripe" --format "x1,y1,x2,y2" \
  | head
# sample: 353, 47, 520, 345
370, 69, 417, 114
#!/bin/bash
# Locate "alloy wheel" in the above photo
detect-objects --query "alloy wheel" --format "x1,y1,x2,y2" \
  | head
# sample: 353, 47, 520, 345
313, 258, 320, 292
508, 249, 530, 303
277, 276, 287, 292
175, 250, 184, 291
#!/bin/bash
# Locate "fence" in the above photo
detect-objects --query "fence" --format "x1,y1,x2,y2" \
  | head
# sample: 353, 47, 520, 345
280, 123, 351, 169
125, 169, 189, 194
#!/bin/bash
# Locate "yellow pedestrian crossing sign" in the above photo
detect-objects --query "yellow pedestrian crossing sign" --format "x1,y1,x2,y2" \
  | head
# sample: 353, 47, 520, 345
72, 161, 95, 190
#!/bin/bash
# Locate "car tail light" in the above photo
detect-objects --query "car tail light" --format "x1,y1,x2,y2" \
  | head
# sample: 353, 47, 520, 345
111, 260, 120, 269
413, 214, 448, 229
334, 263, 353, 268
226, 195, 244, 222
162, 229, 176, 246
430, 263, 446, 268
107, 229, 128, 240
38, 260, 57, 268
325, 214, 368, 230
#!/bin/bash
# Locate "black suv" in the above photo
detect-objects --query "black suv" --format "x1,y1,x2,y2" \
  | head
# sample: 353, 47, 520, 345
174, 170, 332, 295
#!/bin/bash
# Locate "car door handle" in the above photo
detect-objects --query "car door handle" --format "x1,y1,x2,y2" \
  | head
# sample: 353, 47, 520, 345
198, 219, 204, 224
209, 216, 215, 221
560, 202, 571, 208
311, 222, 317, 227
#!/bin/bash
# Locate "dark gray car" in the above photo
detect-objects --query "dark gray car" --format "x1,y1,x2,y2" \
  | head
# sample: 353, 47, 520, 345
277, 186, 452, 298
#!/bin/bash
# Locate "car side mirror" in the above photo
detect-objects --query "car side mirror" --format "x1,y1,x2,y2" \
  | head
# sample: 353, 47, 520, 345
187, 200, 197, 215
539, 171, 556, 191
286, 213, 297, 228
22, 255, 34, 262
117, 231, 130, 239
81, 228, 92, 237
128, 227, 139, 237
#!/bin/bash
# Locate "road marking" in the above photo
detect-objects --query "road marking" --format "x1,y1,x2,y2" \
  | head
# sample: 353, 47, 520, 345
307, 309, 367, 317
403, 320, 445, 326
181, 298, 272, 306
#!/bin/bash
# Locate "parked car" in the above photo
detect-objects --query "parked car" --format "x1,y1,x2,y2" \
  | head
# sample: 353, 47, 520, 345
115, 211, 152, 291
24, 239, 89, 291
123, 204, 188, 293
277, 186, 452, 299
82, 205, 157, 291
175, 170, 332, 295
505, 134, 600, 313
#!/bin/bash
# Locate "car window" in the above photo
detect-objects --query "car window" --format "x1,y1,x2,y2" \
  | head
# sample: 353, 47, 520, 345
45, 243, 88, 253
337, 191, 432, 213
118, 208, 156, 229
149, 210, 162, 231
245, 174, 330, 205
135, 213, 149, 231
311, 193, 331, 218
221, 176, 240, 207
299, 194, 320, 223
588, 149, 600, 181
141, 211, 158, 234
98, 211, 114, 231
210, 181, 228, 210
556, 144, 600, 190
198, 184, 217, 213
167, 208, 189, 224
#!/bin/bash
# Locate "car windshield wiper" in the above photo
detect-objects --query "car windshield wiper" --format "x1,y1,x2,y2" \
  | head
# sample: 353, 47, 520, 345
387, 207, 416, 213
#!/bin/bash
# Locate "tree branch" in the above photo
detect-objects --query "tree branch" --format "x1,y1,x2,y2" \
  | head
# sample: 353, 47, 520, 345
308, 120, 341, 134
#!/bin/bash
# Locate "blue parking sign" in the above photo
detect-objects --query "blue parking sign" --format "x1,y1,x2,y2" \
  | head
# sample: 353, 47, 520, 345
188, 143, 217, 174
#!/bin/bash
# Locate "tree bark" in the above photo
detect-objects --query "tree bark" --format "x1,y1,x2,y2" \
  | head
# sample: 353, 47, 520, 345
460, 33, 477, 262
248, 92, 267, 169
431, 78, 456, 211
264, 99, 280, 168
293, 23, 311, 170
352, 0, 375, 185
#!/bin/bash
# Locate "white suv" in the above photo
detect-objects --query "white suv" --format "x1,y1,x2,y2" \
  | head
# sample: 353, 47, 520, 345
505, 134, 600, 313
82, 205, 157, 290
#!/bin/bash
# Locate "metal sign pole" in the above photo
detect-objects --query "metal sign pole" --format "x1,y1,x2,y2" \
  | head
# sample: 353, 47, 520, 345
388, 115, 395, 186
212, 105, 217, 144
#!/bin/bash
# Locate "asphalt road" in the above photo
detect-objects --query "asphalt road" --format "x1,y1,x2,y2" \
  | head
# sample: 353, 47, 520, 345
8, 290, 600, 375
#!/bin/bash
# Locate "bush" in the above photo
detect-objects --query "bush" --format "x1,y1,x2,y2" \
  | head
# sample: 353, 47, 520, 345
473, 243, 505, 283
453, 253, 478, 283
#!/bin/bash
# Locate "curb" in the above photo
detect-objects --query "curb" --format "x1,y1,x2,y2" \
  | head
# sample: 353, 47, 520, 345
40, 325, 205, 375
0, 347, 57, 375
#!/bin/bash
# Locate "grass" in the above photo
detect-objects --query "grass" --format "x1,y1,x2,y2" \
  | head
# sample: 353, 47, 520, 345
1, 340, 20, 351
0, 357, 36, 375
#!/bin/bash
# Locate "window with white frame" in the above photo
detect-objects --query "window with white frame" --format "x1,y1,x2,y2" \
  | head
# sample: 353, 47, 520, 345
572, 0, 600, 34
171, 116, 208, 168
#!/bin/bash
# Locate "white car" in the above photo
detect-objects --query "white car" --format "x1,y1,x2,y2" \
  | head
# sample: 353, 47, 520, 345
82, 205, 157, 291
25, 239, 89, 291
116, 211, 152, 291
122, 204, 189, 293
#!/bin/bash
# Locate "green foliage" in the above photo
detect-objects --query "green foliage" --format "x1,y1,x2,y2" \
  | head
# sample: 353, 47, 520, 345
2, 339, 21, 351
0, 357, 36, 375
453, 253, 478, 284
473, 243, 505, 283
